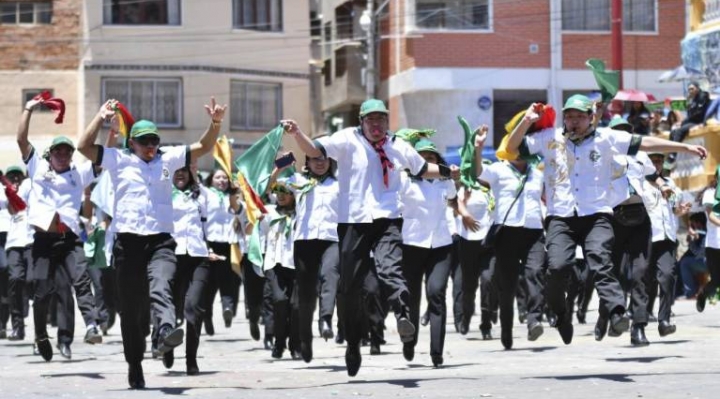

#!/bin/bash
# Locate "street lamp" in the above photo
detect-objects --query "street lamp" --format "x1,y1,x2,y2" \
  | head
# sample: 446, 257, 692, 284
359, 5, 375, 100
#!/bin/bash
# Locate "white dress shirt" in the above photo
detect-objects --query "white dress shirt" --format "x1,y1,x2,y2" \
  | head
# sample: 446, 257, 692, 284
0, 189, 10, 233
457, 186, 494, 241
703, 188, 720, 249
643, 177, 680, 243
480, 161, 544, 229
262, 204, 295, 271
202, 186, 239, 244
521, 127, 639, 217
399, 174, 456, 248
609, 152, 655, 207
25, 147, 95, 236
283, 173, 339, 242
99, 145, 188, 235
315, 128, 427, 223
6, 179, 34, 249
172, 187, 210, 257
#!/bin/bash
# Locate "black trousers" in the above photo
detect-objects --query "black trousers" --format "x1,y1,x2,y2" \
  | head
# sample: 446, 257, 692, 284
449, 237, 463, 324
458, 238, 497, 330
204, 242, 240, 322
545, 214, 626, 321
567, 258, 594, 319
242, 257, 265, 325
7, 246, 32, 330
0, 232, 8, 330
648, 240, 677, 323
88, 266, 110, 325
294, 239, 339, 346
114, 233, 177, 365
31, 232, 83, 344
704, 248, 720, 298
177, 255, 210, 361
610, 212, 652, 325
265, 266, 298, 351
402, 244, 452, 357
337, 219, 409, 347
494, 227, 546, 330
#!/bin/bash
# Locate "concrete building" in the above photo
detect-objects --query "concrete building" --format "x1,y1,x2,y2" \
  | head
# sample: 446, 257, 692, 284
0, 0, 313, 170
319, 0, 687, 153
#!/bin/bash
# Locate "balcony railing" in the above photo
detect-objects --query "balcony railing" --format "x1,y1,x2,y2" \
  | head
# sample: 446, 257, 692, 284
670, 124, 720, 192
705, 0, 720, 24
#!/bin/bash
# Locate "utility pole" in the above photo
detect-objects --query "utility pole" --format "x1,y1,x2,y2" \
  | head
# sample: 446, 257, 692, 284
363, 0, 375, 99
611, 0, 623, 89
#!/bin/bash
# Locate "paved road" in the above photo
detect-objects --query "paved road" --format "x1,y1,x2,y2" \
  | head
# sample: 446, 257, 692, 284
1, 297, 718, 398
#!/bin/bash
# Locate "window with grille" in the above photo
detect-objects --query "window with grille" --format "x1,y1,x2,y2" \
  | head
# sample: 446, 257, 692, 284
103, 0, 181, 25
0, 2, 52, 24
233, 0, 283, 32
415, 0, 489, 30
102, 78, 183, 128
230, 81, 282, 131
561, 0, 656, 32
22, 89, 53, 112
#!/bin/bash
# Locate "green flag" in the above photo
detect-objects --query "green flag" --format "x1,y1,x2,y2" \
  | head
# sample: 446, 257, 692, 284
234, 124, 284, 195
457, 116, 481, 190
586, 58, 620, 102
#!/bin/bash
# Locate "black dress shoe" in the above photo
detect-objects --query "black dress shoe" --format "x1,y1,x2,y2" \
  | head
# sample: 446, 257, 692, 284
163, 349, 174, 369
249, 321, 261, 341
501, 329, 512, 350
454, 320, 462, 333
697, 291, 707, 313
84, 326, 102, 344
397, 317, 416, 343
595, 316, 608, 341
186, 359, 200, 376
0, 329, 6, 339
264, 335, 274, 350
204, 318, 215, 336
402, 342, 414, 361
557, 316, 573, 345
431, 355, 443, 368
609, 313, 630, 337
630, 324, 650, 346
300, 341, 313, 363
290, 349, 302, 360
222, 308, 233, 328
576, 310, 586, 325
8, 327, 25, 341
481, 328, 492, 340
157, 325, 184, 354
490, 312, 498, 324
335, 329, 345, 344
320, 320, 334, 341
527, 322, 543, 342
128, 363, 145, 389
420, 311, 430, 327
36, 338, 52, 361
345, 345, 362, 377
57, 343, 72, 360
459, 321, 469, 336
658, 320, 677, 337
370, 342, 381, 355
271, 345, 284, 359
518, 311, 527, 324
648, 313, 658, 323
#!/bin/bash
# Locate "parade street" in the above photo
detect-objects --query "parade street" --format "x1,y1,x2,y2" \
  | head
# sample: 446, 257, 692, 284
1, 297, 717, 399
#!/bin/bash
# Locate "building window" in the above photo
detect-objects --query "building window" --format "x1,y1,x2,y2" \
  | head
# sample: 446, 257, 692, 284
22, 89, 53, 112
102, 78, 183, 128
415, 0, 489, 30
103, 0, 181, 25
232, 0, 283, 32
230, 81, 282, 131
0, 2, 52, 24
561, 0, 656, 32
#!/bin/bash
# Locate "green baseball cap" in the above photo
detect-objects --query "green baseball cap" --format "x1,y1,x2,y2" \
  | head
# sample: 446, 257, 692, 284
129, 120, 160, 138
49, 136, 75, 151
414, 138, 440, 155
359, 99, 389, 118
608, 117, 632, 131
563, 94, 593, 113
5, 165, 23, 175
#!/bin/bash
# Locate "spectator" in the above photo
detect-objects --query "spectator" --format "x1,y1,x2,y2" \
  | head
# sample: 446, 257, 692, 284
668, 82, 710, 164
627, 101, 651, 135
678, 212, 708, 298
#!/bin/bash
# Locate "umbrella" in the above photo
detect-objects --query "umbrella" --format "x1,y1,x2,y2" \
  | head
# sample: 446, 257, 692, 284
613, 89, 655, 102
657, 65, 704, 83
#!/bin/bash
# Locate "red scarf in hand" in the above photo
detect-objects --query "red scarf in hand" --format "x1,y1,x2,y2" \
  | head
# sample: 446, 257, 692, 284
33, 91, 66, 124
0, 176, 26, 212
370, 136, 393, 187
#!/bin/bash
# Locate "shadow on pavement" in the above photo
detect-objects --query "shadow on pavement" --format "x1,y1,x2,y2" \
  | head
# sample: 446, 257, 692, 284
489, 346, 557, 353
605, 356, 683, 363
41, 372, 105, 379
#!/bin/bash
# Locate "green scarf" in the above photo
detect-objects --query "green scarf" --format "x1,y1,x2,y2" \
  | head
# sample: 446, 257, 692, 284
458, 116, 481, 190
172, 186, 191, 201
208, 186, 227, 202
395, 128, 436, 147
269, 208, 294, 238
289, 173, 332, 201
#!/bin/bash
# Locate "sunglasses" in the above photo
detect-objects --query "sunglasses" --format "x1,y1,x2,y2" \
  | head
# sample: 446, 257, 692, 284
134, 136, 160, 147
308, 156, 327, 162
272, 185, 292, 195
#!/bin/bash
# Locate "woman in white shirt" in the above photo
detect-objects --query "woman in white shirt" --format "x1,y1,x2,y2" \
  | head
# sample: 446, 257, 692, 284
263, 184, 299, 360
398, 139, 458, 367
698, 171, 720, 313
201, 168, 241, 335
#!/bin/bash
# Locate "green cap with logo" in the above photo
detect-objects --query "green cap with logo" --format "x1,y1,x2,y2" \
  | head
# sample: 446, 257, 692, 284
608, 116, 632, 131
5, 165, 23, 175
359, 99, 389, 118
49, 136, 75, 151
130, 120, 160, 138
562, 94, 594, 113
414, 138, 440, 155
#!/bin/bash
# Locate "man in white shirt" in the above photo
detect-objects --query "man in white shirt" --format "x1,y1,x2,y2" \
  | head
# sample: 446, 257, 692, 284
506, 94, 707, 345
78, 97, 226, 389
282, 99, 459, 377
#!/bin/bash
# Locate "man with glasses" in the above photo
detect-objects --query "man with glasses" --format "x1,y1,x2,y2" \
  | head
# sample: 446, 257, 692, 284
281, 99, 459, 376
78, 97, 226, 389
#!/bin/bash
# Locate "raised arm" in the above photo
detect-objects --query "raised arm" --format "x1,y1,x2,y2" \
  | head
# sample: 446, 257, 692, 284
474, 125, 488, 177
506, 103, 541, 154
280, 119, 323, 158
189, 97, 227, 162
17, 98, 45, 160
638, 135, 707, 159
78, 100, 118, 164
